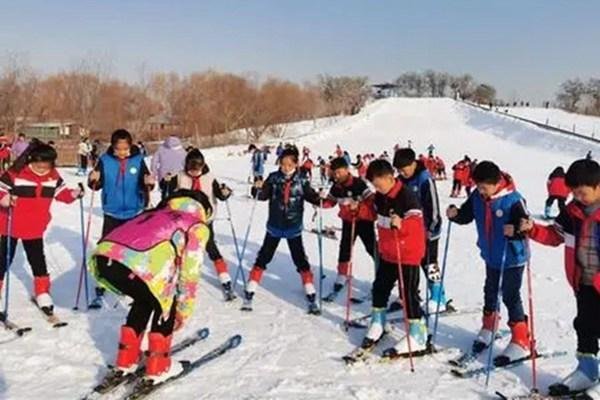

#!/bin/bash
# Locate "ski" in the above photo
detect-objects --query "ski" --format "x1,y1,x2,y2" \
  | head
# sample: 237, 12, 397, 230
345, 306, 480, 330
342, 341, 380, 365
379, 337, 438, 363
450, 350, 568, 379
306, 228, 337, 240
80, 327, 210, 400
342, 329, 403, 365
0, 311, 32, 337
349, 293, 371, 304
496, 390, 592, 399
124, 334, 243, 400
323, 285, 346, 303
447, 329, 511, 369
31, 298, 68, 328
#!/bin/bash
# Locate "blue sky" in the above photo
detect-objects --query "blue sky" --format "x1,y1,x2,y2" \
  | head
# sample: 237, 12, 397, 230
1, 0, 598, 103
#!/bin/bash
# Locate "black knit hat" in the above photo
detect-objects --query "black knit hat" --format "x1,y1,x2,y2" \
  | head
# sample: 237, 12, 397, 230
393, 148, 416, 169
329, 157, 349, 171
28, 142, 57, 164
185, 149, 205, 170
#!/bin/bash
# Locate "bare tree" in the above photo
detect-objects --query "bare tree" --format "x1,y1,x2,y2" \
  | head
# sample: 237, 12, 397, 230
0, 53, 39, 133
556, 78, 586, 112
472, 84, 496, 104
318, 75, 369, 115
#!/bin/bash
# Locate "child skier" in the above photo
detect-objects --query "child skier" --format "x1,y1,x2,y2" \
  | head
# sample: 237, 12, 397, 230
520, 159, 600, 397
435, 156, 446, 180
89, 190, 211, 391
320, 157, 377, 300
451, 157, 470, 197
300, 157, 314, 181
0, 141, 11, 172
244, 146, 322, 314
89, 129, 154, 237
88, 129, 154, 306
250, 146, 266, 197
77, 137, 91, 176
394, 148, 452, 313
168, 149, 235, 301
545, 166, 570, 219
352, 154, 368, 178
446, 161, 531, 365
151, 135, 186, 200
0, 141, 82, 315
358, 159, 427, 358
317, 157, 328, 186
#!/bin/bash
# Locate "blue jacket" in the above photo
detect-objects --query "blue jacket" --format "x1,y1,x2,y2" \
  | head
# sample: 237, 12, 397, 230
401, 162, 442, 240
252, 150, 265, 177
89, 145, 149, 220
258, 170, 320, 238
450, 176, 529, 269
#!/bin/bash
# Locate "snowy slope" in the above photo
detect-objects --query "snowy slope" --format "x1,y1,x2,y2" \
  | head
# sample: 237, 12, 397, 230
502, 106, 600, 140
1, 98, 599, 400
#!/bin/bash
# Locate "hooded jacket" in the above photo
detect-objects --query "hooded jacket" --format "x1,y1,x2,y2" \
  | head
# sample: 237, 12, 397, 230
151, 136, 187, 181
258, 169, 320, 238
529, 201, 600, 294
449, 173, 530, 269
89, 194, 211, 321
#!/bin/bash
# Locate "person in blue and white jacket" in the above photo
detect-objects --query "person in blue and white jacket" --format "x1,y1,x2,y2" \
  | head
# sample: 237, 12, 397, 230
88, 129, 155, 238
244, 146, 322, 314
393, 148, 450, 312
447, 161, 531, 366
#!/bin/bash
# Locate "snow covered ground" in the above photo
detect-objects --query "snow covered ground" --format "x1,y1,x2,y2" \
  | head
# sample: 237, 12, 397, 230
1, 97, 599, 399
501, 106, 600, 140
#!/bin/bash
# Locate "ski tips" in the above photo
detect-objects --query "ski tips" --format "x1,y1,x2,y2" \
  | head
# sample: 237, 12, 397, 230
16, 327, 32, 336
198, 327, 210, 340
229, 334, 243, 348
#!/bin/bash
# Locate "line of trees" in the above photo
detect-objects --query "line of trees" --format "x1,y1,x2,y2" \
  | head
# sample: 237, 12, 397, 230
394, 70, 497, 104
555, 78, 600, 116
0, 55, 371, 143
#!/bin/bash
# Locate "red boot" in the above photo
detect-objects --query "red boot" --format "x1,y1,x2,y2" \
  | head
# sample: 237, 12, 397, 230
116, 326, 142, 373
473, 311, 500, 351
146, 332, 182, 382
246, 266, 264, 295
33, 275, 53, 310
213, 258, 231, 283
496, 319, 531, 365
300, 270, 315, 295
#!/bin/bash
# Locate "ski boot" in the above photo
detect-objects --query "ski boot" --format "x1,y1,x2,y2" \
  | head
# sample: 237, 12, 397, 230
494, 319, 530, 366
472, 310, 500, 353
549, 353, 598, 396
382, 318, 430, 359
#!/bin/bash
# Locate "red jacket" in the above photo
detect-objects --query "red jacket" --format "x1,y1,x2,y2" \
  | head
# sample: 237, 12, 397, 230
0, 146, 10, 160
452, 161, 469, 182
547, 177, 570, 198
357, 162, 367, 178
529, 201, 600, 294
0, 166, 78, 239
301, 159, 314, 171
425, 157, 437, 174
323, 175, 376, 222
435, 157, 445, 169
372, 179, 425, 265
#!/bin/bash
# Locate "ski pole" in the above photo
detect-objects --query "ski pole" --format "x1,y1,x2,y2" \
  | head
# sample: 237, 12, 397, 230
424, 245, 431, 332
344, 217, 357, 330
432, 221, 452, 346
74, 183, 95, 310
393, 224, 415, 372
3, 205, 13, 318
225, 198, 243, 275
524, 242, 538, 392
317, 198, 325, 310
232, 193, 259, 292
485, 240, 509, 388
